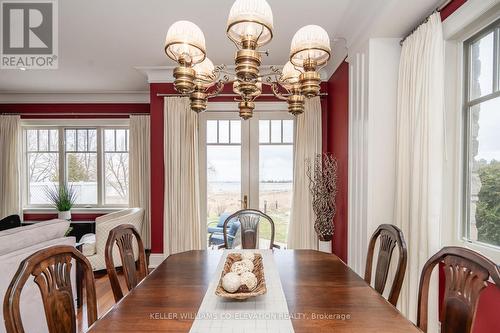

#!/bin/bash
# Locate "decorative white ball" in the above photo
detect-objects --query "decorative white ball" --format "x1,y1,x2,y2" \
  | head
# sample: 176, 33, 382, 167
230, 261, 250, 275
222, 272, 241, 293
241, 252, 255, 261
241, 258, 254, 272
240, 271, 258, 291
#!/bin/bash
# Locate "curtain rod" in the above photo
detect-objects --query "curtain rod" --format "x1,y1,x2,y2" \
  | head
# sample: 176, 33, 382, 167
400, 0, 452, 46
156, 93, 328, 98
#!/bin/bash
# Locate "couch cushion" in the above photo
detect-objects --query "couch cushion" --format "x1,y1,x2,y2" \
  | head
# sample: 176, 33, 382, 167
216, 213, 231, 227
0, 219, 70, 256
80, 233, 96, 256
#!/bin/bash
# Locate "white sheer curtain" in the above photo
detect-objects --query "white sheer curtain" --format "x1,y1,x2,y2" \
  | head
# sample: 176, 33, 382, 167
163, 97, 204, 256
287, 97, 322, 249
0, 115, 21, 219
129, 115, 151, 248
394, 12, 444, 330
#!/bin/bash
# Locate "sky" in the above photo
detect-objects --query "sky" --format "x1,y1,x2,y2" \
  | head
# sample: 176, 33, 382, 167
206, 120, 294, 183
474, 32, 500, 162
207, 145, 293, 182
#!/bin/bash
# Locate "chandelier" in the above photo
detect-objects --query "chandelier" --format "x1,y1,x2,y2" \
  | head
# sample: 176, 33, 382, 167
164, 0, 331, 119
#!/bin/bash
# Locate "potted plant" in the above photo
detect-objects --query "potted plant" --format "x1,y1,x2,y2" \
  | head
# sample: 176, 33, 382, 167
44, 183, 77, 220
306, 153, 338, 252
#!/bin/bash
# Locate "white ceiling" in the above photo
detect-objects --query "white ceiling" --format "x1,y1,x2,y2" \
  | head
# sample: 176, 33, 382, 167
0, 0, 440, 94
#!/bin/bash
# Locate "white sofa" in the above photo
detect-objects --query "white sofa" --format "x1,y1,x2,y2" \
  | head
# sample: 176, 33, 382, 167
0, 219, 75, 333
80, 208, 144, 271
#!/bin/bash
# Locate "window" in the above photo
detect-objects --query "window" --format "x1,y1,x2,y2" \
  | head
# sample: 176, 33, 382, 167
258, 119, 294, 246
463, 19, 500, 248
103, 129, 129, 205
65, 129, 98, 205
200, 112, 294, 249
23, 125, 129, 208
26, 129, 59, 205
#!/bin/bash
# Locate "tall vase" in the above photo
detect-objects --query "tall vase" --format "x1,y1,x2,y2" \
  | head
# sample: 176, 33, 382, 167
58, 210, 71, 220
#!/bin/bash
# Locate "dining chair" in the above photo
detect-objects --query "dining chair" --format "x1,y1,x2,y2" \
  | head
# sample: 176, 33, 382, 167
3, 245, 97, 333
364, 224, 407, 306
220, 209, 280, 249
417, 246, 500, 333
105, 224, 148, 302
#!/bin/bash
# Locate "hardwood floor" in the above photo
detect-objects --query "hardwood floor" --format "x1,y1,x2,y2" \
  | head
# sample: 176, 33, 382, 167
77, 270, 128, 332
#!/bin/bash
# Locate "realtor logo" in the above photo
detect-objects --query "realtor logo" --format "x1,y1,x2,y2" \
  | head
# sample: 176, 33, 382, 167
1, 0, 58, 69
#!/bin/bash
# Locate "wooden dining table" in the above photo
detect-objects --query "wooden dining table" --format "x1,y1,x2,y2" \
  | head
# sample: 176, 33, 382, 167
87, 250, 422, 332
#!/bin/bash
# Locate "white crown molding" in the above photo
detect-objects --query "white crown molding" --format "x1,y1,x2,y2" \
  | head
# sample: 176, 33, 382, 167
0, 91, 150, 103
135, 66, 175, 83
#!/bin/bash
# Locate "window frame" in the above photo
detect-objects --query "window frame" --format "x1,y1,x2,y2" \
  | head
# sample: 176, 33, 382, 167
462, 18, 500, 250
21, 119, 130, 210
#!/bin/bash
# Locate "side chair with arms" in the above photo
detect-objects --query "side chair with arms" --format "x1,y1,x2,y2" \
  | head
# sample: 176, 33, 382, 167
364, 224, 408, 306
3, 245, 97, 333
105, 224, 148, 302
80, 208, 144, 271
220, 209, 280, 250
417, 246, 500, 333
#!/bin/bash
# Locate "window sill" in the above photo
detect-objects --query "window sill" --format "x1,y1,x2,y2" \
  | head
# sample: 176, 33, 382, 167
23, 207, 127, 214
458, 238, 500, 263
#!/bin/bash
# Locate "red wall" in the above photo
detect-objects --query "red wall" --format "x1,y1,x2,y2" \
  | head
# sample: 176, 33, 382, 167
148, 83, 177, 253
0, 103, 148, 115
440, 0, 467, 21
325, 61, 349, 263
473, 283, 500, 333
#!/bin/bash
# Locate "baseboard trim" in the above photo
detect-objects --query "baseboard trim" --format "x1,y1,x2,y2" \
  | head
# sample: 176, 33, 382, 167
149, 253, 165, 268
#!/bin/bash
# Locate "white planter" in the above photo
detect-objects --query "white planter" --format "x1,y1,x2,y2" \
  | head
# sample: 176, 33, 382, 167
318, 240, 332, 253
58, 210, 71, 220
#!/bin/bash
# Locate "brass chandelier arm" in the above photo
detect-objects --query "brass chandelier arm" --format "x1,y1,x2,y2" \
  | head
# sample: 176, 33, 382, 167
269, 81, 288, 101
207, 76, 229, 98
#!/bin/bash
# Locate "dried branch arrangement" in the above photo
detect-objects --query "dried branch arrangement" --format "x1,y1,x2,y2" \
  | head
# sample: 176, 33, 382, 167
306, 153, 339, 241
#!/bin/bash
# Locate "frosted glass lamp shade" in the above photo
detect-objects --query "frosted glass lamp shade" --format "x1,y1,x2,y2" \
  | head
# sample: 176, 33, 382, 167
280, 61, 301, 88
290, 25, 331, 67
193, 57, 216, 84
165, 20, 206, 64
227, 0, 273, 47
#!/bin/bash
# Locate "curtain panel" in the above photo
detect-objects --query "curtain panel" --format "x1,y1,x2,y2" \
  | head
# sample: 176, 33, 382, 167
394, 12, 444, 330
287, 96, 322, 250
129, 115, 152, 248
0, 115, 21, 219
163, 97, 204, 256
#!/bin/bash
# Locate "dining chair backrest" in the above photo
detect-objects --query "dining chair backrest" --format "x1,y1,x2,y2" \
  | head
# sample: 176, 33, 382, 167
105, 224, 148, 302
417, 246, 500, 333
222, 209, 279, 249
3, 245, 97, 333
364, 224, 407, 306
